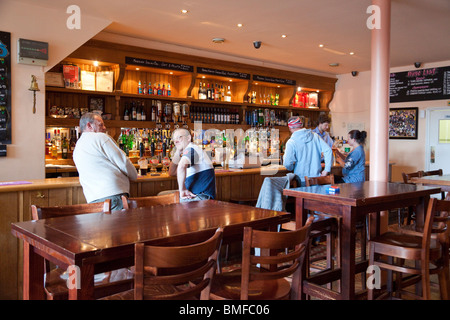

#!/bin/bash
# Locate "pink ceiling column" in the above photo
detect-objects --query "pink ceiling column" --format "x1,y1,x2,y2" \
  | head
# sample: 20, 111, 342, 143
369, 0, 391, 182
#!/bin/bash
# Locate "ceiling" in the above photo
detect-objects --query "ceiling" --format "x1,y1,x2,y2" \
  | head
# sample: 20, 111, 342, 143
15, 0, 450, 76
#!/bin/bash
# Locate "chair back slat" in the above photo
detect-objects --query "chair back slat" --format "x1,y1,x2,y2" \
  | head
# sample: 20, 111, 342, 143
122, 191, 180, 209
402, 171, 424, 184
304, 174, 334, 187
134, 228, 222, 300
32, 199, 111, 220
423, 169, 443, 177
240, 216, 314, 300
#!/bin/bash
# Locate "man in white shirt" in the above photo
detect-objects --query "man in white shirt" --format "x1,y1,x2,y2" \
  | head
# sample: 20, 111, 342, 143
73, 112, 137, 210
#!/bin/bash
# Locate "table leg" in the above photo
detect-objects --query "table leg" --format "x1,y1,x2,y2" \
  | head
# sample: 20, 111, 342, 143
68, 263, 95, 300
292, 197, 307, 300
341, 206, 356, 300
23, 242, 45, 300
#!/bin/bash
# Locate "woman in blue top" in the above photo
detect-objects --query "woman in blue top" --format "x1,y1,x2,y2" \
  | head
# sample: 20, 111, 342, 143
335, 130, 367, 183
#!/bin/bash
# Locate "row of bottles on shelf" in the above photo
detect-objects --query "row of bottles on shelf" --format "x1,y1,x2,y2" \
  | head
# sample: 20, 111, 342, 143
118, 128, 173, 159
198, 82, 232, 102
123, 100, 190, 124
45, 128, 78, 160
190, 106, 239, 125
137, 81, 172, 97
117, 125, 281, 166
247, 91, 279, 106
245, 109, 291, 127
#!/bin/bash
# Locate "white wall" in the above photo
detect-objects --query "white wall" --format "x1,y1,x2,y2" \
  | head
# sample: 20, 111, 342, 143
330, 60, 450, 182
0, 0, 110, 181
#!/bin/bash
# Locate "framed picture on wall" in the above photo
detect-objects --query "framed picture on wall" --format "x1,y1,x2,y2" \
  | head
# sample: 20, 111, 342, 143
88, 96, 105, 114
389, 107, 418, 139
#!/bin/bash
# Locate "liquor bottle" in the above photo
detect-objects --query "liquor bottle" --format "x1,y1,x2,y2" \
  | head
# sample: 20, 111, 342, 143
162, 84, 166, 96
141, 102, 146, 121
157, 83, 162, 96
151, 101, 156, 122
45, 132, 51, 156
198, 82, 206, 100
153, 83, 157, 96
55, 129, 62, 152
198, 81, 202, 99
61, 134, 68, 159
138, 80, 142, 94
207, 83, 212, 100
143, 81, 147, 95
225, 86, 232, 102
148, 82, 153, 95
131, 102, 137, 121
69, 129, 77, 152
136, 103, 142, 121
167, 83, 171, 97
214, 84, 219, 101
51, 140, 58, 159
123, 103, 130, 120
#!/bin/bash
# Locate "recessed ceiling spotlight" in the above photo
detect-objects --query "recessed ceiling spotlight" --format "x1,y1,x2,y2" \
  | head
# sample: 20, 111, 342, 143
237, 23, 243, 27
281, 34, 287, 38
135, 67, 139, 70
181, 9, 188, 14
319, 44, 324, 48
329, 62, 340, 67
93, 61, 99, 67
349, 52, 355, 55
212, 37, 225, 43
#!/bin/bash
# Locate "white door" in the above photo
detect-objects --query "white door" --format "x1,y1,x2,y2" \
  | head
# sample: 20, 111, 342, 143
426, 107, 450, 174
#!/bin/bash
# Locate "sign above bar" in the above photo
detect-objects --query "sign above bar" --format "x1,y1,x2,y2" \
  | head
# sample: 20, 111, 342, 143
197, 67, 250, 80
253, 74, 296, 86
390, 66, 450, 103
125, 56, 194, 72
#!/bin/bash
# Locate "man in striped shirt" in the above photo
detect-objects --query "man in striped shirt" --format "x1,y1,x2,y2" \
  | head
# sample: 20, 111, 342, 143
169, 128, 216, 201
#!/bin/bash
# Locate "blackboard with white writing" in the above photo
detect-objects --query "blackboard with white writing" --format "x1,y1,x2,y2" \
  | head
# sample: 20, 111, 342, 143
125, 56, 194, 72
389, 66, 450, 103
0, 31, 11, 145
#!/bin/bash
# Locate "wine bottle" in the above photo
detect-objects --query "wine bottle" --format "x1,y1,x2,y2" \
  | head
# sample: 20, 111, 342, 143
225, 86, 232, 102
61, 134, 68, 159
123, 103, 130, 120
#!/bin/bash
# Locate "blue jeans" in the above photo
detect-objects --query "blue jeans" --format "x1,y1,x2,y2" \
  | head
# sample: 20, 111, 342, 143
180, 193, 212, 202
91, 193, 128, 211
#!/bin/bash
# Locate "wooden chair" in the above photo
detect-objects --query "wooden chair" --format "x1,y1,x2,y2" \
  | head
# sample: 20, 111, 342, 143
399, 171, 425, 226
210, 216, 314, 300
31, 200, 134, 300
121, 191, 180, 209
303, 175, 341, 273
368, 197, 450, 300
101, 228, 223, 300
423, 169, 446, 199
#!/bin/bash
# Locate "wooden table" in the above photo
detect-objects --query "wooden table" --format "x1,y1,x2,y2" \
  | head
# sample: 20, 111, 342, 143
283, 181, 441, 300
411, 174, 450, 193
11, 200, 290, 300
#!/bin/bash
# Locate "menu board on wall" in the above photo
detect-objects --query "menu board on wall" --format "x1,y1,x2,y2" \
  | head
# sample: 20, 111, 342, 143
125, 56, 194, 72
197, 67, 250, 80
253, 74, 296, 86
0, 31, 11, 145
389, 66, 450, 103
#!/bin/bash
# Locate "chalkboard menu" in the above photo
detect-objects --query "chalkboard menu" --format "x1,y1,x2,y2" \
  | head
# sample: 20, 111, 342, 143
253, 74, 296, 86
0, 31, 11, 145
125, 56, 193, 72
389, 66, 450, 103
197, 67, 250, 80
